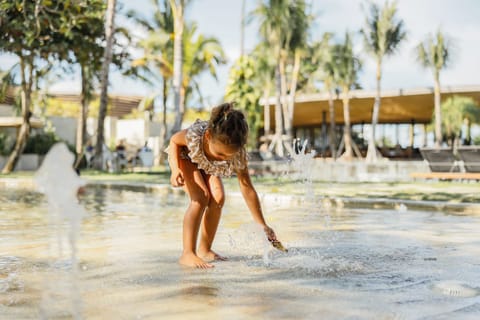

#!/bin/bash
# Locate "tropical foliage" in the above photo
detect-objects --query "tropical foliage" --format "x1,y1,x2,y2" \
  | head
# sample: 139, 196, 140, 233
128, 0, 175, 162
436, 95, 480, 146
225, 56, 263, 148
331, 32, 362, 160
0, 0, 108, 173
251, 0, 312, 156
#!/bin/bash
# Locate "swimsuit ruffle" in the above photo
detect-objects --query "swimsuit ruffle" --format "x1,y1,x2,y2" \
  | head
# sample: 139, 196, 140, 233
186, 119, 247, 177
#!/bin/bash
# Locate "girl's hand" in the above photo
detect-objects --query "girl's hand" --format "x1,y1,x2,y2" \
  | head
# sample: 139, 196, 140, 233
263, 225, 277, 242
264, 225, 288, 252
170, 169, 185, 187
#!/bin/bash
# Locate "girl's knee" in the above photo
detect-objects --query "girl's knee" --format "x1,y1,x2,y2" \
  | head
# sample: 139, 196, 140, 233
190, 192, 210, 210
210, 193, 225, 209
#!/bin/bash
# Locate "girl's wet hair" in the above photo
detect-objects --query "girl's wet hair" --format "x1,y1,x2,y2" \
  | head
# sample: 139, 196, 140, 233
208, 102, 248, 148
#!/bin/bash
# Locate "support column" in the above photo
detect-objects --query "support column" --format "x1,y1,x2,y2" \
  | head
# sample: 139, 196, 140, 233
321, 111, 327, 157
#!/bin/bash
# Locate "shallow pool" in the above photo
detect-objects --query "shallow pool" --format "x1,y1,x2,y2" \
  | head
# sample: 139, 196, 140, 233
1, 185, 479, 319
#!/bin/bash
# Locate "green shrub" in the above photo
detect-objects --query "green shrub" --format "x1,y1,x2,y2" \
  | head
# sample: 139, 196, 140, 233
0, 132, 14, 156
473, 136, 480, 146
24, 131, 61, 155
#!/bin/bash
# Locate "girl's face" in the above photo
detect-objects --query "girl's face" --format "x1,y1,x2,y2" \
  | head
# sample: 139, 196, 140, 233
205, 132, 239, 161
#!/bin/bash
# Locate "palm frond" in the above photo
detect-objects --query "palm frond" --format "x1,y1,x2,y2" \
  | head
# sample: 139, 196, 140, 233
415, 29, 454, 72
361, 1, 406, 59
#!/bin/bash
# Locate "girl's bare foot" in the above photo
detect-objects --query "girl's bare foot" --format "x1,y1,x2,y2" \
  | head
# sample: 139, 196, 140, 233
179, 252, 214, 269
198, 249, 227, 262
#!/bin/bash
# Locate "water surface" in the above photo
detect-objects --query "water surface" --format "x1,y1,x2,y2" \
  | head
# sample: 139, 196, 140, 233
1, 186, 479, 319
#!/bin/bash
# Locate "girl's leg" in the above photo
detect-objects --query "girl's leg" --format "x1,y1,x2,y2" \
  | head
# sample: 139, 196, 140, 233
198, 174, 226, 261
179, 159, 213, 268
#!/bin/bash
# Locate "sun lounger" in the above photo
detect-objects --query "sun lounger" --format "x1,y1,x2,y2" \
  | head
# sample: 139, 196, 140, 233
457, 146, 480, 173
419, 147, 460, 173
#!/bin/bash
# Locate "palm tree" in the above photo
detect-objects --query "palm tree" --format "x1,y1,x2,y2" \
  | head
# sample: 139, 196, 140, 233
169, 0, 185, 134
309, 34, 337, 158
72, 0, 106, 159
285, 0, 312, 139
94, 0, 117, 170
224, 55, 263, 148
252, 0, 290, 156
332, 33, 362, 160
128, 0, 174, 163
361, 1, 406, 162
323, 46, 339, 159
252, 0, 311, 156
131, 9, 224, 133
251, 42, 276, 141
181, 23, 226, 107
416, 30, 453, 148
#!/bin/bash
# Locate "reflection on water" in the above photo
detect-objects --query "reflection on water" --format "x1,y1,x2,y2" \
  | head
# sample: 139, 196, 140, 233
1, 185, 480, 319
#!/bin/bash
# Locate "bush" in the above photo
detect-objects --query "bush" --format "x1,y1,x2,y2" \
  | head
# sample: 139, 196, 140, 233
473, 136, 480, 146
24, 131, 61, 155
0, 132, 14, 156
0, 131, 75, 157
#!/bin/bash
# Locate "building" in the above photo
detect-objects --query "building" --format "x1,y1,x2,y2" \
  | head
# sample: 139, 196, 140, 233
261, 85, 480, 156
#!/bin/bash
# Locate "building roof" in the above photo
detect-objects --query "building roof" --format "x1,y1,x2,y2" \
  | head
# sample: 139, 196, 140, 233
1, 88, 147, 118
47, 93, 146, 118
0, 117, 44, 129
262, 85, 480, 126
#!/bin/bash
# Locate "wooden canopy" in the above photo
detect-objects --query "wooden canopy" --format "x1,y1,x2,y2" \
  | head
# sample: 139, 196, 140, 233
0, 117, 44, 129
1, 88, 147, 118
45, 93, 146, 117
262, 85, 480, 126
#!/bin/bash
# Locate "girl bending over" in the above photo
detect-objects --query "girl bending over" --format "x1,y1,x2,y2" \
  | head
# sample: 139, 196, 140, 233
167, 102, 280, 268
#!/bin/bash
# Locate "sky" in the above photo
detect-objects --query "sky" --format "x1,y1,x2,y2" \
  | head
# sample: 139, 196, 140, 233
1, 0, 479, 108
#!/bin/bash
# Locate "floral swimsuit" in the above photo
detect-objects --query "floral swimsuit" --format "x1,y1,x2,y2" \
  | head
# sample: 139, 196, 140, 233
177, 119, 247, 177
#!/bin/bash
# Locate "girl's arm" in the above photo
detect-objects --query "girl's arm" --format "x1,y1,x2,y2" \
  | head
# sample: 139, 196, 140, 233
168, 129, 188, 187
236, 167, 277, 241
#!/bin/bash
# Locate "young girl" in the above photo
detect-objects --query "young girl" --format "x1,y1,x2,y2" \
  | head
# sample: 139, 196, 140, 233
167, 102, 281, 268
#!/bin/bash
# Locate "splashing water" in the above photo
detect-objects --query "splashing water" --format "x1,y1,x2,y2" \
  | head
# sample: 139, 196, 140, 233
289, 139, 316, 201
34, 142, 86, 319
249, 139, 341, 268
35, 142, 86, 264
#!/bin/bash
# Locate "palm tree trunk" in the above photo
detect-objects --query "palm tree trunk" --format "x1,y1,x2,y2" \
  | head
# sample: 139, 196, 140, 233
342, 86, 353, 160
273, 65, 284, 157
409, 122, 414, 147
286, 49, 301, 139
465, 118, 471, 145
263, 84, 271, 137
94, 0, 117, 170
367, 59, 382, 162
76, 64, 89, 156
433, 70, 442, 148
2, 56, 33, 174
279, 55, 288, 139
170, 0, 184, 134
327, 86, 336, 159
158, 80, 169, 164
